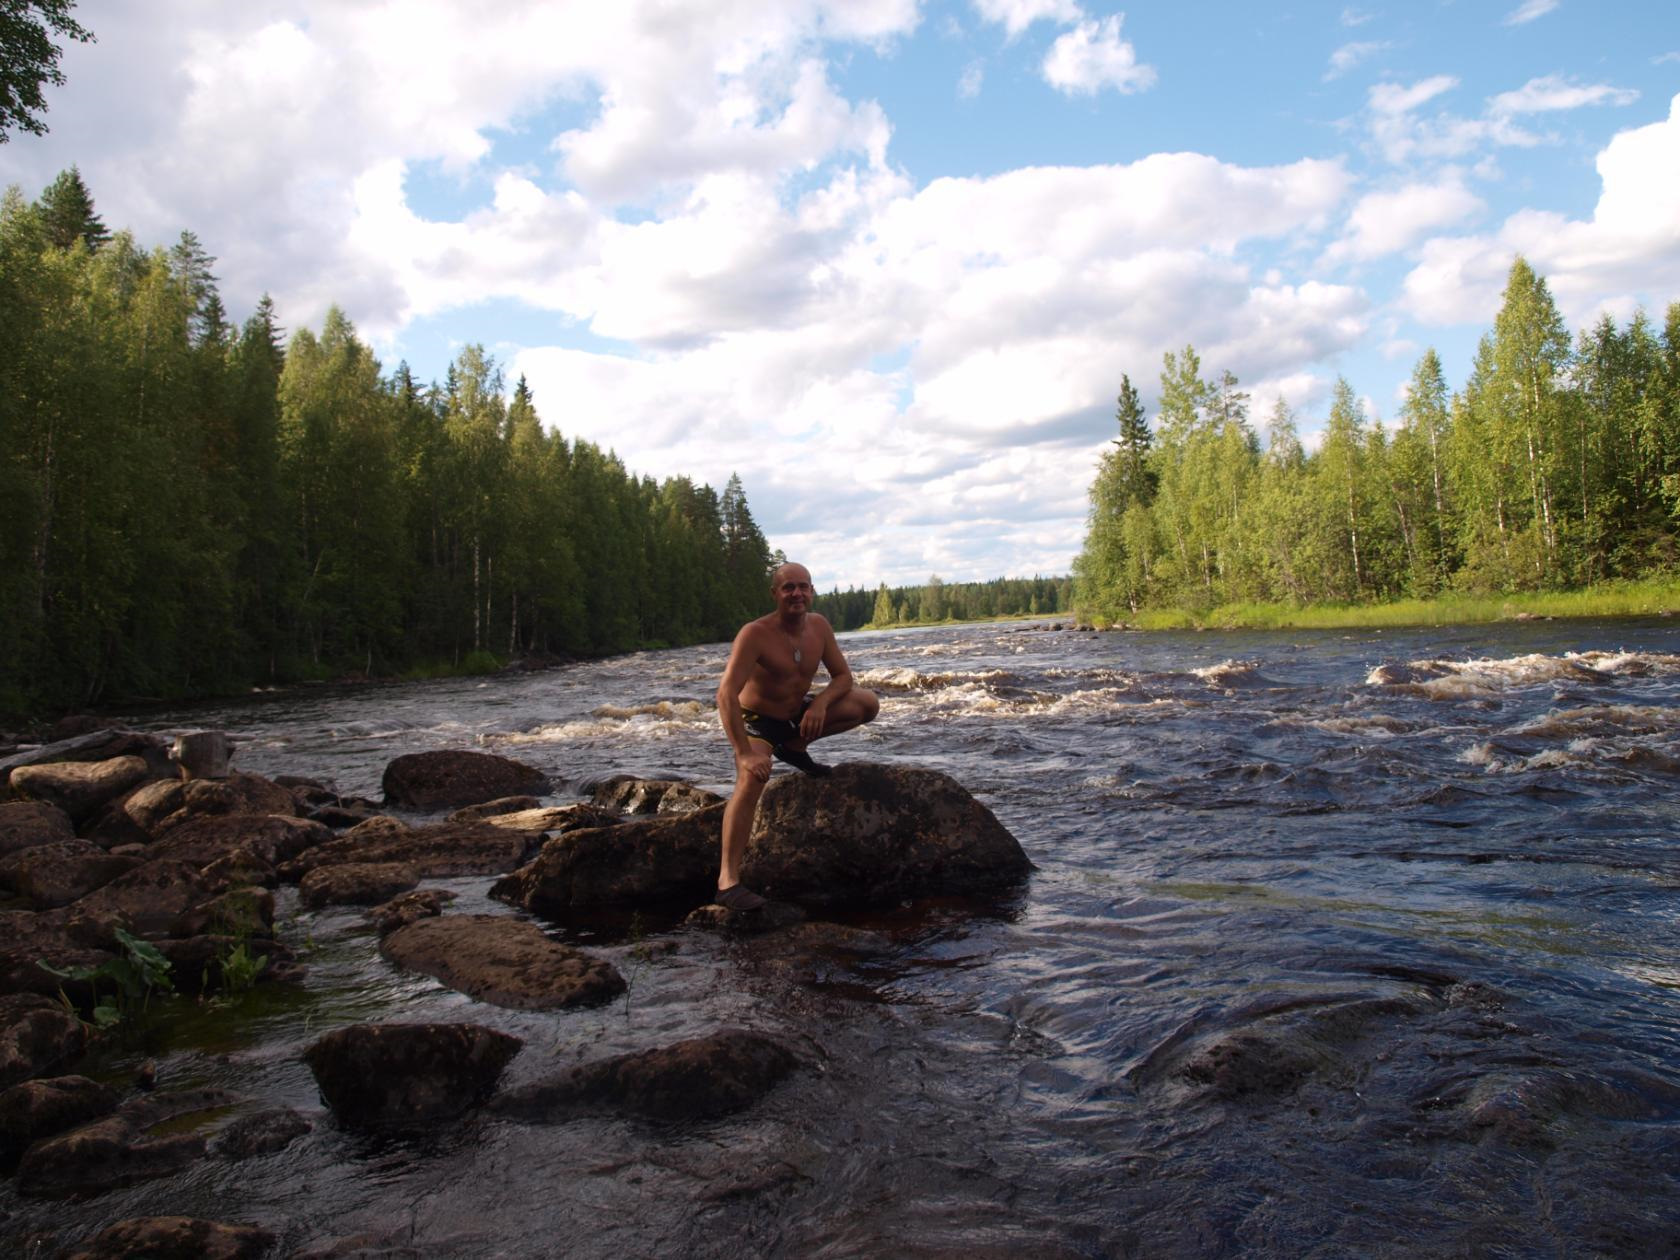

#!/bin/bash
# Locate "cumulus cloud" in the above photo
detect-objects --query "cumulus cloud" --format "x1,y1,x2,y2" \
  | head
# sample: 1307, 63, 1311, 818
1503, 0, 1559, 26
969, 0, 1083, 40
1325, 173, 1485, 262
1402, 93, 1680, 325
1042, 15, 1157, 96
1325, 41, 1389, 81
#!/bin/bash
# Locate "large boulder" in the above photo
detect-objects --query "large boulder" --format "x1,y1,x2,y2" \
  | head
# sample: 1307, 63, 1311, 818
590, 777, 723, 816
8, 756, 152, 825
0, 993, 88, 1087
0, 840, 143, 909
0, 1074, 119, 1167
743, 763, 1031, 908
381, 750, 550, 811
490, 1028, 801, 1124
299, 862, 419, 909
70, 861, 215, 938
0, 800, 75, 858
0, 909, 113, 999
490, 806, 724, 914
62, 1216, 275, 1260
149, 773, 298, 834
282, 819, 534, 881
380, 915, 625, 1010
303, 1022, 522, 1126
146, 812, 330, 869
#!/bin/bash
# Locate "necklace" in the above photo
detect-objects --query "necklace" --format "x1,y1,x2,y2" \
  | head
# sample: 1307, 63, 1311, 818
782, 620, 804, 665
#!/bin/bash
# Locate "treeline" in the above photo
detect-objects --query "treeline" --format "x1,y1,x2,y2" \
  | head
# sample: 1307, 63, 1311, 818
1075, 257, 1680, 618
815, 574, 1071, 630
0, 171, 774, 716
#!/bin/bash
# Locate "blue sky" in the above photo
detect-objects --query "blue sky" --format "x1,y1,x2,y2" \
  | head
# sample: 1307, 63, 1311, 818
4, 1, 1678, 591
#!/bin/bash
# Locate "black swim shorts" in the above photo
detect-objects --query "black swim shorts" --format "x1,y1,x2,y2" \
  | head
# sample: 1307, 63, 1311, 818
741, 695, 813, 749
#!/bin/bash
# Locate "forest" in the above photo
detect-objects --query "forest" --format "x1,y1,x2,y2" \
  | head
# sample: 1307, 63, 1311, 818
0, 170, 775, 718
815, 574, 1072, 631
1074, 258, 1680, 620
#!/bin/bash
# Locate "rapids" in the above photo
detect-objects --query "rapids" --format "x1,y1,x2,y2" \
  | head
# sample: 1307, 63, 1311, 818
7, 616, 1680, 1257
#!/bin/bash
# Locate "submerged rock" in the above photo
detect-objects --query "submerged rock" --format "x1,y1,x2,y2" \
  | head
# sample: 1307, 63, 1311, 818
381, 749, 550, 811
490, 1028, 802, 1123
304, 1022, 523, 1126
62, 1216, 274, 1259
590, 776, 723, 816
0, 1074, 118, 1168
209, 1106, 312, 1159
16, 1086, 235, 1195
380, 914, 625, 1010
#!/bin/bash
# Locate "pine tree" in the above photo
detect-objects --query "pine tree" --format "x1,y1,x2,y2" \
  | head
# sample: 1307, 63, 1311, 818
35, 165, 108, 250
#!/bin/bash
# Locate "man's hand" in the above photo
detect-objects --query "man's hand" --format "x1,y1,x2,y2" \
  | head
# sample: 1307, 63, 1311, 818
737, 744, 772, 784
799, 697, 829, 742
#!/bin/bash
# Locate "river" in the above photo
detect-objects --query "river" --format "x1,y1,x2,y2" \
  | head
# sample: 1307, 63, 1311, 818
8, 617, 1680, 1258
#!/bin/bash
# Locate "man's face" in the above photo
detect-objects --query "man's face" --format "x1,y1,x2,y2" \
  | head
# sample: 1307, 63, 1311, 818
772, 566, 813, 614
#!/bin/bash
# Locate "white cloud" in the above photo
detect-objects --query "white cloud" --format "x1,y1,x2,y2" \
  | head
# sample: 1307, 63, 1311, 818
1325, 41, 1389, 81
1042, 15, 1157, 96
1489, 75, 1638, 116
1402, 93, 1680, 325
1503, 0, 1560, 26
959, 60, 985, 99
1325, 173, 1485, 262
1341, 8, 1375, 27
1363, 73, 1637, 164
969, 0, 1083, 40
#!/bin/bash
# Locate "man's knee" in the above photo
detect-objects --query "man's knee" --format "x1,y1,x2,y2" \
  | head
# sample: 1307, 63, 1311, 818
857, 688, 880, 723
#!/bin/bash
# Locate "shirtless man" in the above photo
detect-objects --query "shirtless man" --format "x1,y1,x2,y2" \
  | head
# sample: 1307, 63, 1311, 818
713, 562, 880, 910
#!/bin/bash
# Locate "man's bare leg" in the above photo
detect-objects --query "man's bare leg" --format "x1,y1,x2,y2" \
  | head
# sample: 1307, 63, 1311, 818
778, 688, 881, 769
717, 761, 768, 909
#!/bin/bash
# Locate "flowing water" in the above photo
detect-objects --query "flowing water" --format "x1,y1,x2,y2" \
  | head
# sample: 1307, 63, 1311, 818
8, 618, 1680, 1258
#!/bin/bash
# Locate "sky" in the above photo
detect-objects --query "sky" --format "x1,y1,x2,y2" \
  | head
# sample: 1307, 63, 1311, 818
4, 1, 1679, 593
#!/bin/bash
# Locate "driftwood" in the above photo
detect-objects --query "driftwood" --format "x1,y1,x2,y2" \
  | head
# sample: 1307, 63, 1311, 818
0, 729, 159, 778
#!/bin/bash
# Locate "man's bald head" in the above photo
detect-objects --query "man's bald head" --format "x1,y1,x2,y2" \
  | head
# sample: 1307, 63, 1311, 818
770, 562, 812, 592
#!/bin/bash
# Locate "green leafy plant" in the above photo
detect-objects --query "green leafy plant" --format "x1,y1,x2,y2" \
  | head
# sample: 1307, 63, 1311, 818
38, 927, 175, 1033
215, 940, 269, 995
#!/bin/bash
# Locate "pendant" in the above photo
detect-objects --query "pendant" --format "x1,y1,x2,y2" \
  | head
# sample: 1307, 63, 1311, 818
793, 648, 803, 664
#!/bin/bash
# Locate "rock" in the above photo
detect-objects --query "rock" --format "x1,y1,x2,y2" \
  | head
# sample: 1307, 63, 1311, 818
62, 1216, 275, 1260
8, 756, 152, 824
590, 777, 722, 816
0, 993, 88, 1087
117, 778, 186, 835
366, 888, 458, 937
14, 1086, 233, 1195
490, 805, 724, 914
380, 915, 625, 1010
491, 1028, 801, 1124
447, 795, 542, 822
0, 800, 75, 858
209, 1106, 311, 1159
0, 729, 169, 779
70, 861, 215, 938
0, 1074, 119, 1167
0, 909, 113, 999
381, 749, 551, 811
146, 812, 330, 868
303, 1022, 522, 1126
154, 935, 293, 996
291, 1232, 423, 1260
169, 731, 234, 780
199, 848, 279, 893
472, 804, 618, 834
151, 773, 298, 833
0, 840, 144, 909
743, 763, 1032, 908
684, 901, 807, 935
171, 886, 275, 939
283, 819, 534, 881
299, 862, 419, 909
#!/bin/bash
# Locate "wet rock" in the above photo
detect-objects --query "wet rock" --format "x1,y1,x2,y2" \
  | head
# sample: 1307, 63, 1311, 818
283, 819, 533, 880
0, 1074, 119, 1167
114, 778, 185, 836
71, 860, 215, 938
0, 799, 75, 857
448, 794, 542, 821
7, 756, 152, 824
743, 763, 1033, 909
490, 805, 724, 914
299, 861, 420, 909
0, 728, 168, 778
15, 1086, 234, 1195
0, 840, 143, 908
381, 749, 550, 811
153, 934, 293, 996
591, 777, 723, 816
151, 773, 299, 834
380, 914, 625, 1010
0, 908, 112, 998
303, 1022, 523, 1126
1178, 1032, 1327, 1099
684, 900, 807, 935
491, 1028, 801, 1123
209, 1106, 312, 1159
310, 802, 383, 829
292, 1232, 423, 1259
199, 847, 279, 893
171, 886, 275, 939
366, 888, 458, 937
474, 804, 621, 834
0, 993, 88, 1087
62, 1216, 274, 1259
146, 811, 330, 869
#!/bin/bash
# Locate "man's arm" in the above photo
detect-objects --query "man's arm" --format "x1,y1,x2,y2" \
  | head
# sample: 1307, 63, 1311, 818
717, 625, 772, 781
800, 616, 853, 741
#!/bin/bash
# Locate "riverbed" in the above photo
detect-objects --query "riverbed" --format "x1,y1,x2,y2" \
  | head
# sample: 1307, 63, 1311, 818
7, 617, 1680, 1257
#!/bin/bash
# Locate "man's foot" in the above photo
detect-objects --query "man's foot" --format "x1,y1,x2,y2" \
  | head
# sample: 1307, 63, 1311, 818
773, 743, 832, 777
715, 883, 767, 912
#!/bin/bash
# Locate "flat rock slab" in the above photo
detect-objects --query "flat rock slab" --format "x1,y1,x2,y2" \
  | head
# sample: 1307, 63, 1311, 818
8, 756, 153, 824
282, 818, 534, 881
16, 1086, 235, 1196
299, 862, 419, 909
0, 841, 143, 909
0, 800, 74, 858
63, 1216, 274, 1260
0, 993, 89, 1088
490, 805, 724, 914
0, 1074, 119, 1167
146, 812, 330, 869
382, 750, 550, 811
367, 888, 458, 937
490, 1028, 802, 1124
304, 1022, 523, 1126
380, 914, 625, 1010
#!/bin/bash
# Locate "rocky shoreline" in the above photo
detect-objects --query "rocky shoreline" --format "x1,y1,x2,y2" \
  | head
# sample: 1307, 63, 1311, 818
0, 730, 1030, 1256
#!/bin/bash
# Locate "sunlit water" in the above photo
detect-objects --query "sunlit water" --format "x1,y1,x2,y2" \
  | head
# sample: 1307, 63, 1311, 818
8, 618, 1680, 1257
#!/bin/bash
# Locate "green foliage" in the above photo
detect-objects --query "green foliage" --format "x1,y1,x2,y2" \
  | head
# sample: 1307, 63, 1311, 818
215, 940, 268, 996
820, 573, 1071, 629
0, 0, 93, 142
39, 926, 175, 1032
1073, 257, 1680, 622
